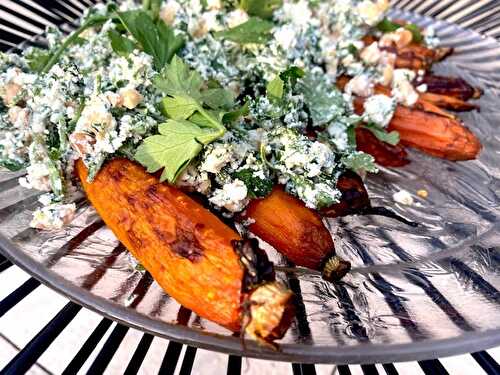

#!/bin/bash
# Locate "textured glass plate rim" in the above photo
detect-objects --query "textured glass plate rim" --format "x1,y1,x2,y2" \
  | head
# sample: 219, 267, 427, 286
2, 233, 500, 364
1, 12, 500, 365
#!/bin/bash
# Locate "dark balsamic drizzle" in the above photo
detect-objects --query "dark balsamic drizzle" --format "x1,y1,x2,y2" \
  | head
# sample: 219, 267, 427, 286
356, 206, 419, 227
231, 238, 275, 292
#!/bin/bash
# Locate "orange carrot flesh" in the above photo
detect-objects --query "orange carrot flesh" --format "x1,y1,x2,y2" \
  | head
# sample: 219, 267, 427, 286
76, 158, 294, 340
388, 106, 482, 160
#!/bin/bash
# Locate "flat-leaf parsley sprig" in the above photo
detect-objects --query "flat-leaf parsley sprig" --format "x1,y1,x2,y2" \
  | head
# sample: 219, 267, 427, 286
135, 56, 239, 183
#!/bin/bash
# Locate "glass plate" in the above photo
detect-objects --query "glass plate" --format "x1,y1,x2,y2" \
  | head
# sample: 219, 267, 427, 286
1, 2, 500, 364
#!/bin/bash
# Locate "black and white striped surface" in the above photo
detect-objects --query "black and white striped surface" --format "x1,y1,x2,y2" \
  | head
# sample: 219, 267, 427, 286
1, 261, 499, 374
1, 0, 500, 367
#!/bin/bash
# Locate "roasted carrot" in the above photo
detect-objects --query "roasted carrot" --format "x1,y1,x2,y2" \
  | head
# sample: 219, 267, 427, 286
355, 127, 410, 167
388, 105, 482, 160
76, 158, 294, 344
417, 75, 482, 101
242, 186, 350, 282
419, 92, 478, 112
349, 94, 481, 161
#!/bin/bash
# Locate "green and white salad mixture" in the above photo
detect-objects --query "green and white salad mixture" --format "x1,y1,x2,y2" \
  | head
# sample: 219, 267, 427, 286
0, 0, 438, 229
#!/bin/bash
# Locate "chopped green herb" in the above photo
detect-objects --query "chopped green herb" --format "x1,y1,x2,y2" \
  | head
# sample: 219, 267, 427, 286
363, 123, 400, 146
239, 0, 282, 19
214, 18, 274, 44
233, 169, 273, 198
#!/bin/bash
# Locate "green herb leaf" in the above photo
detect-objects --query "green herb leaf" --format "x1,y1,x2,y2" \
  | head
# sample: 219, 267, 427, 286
117, 10, 184, 70
162, 96, 200, 120
363, 123, 400, 146
376, 18, 401, 33
266, 75, 284, 100
222, 102, 250, 124
240, 0, 282, 19
233, 169, 273, 198
107, 29, 136, 57
25, 48, 52, 73
279, 66, 305, 83
215, 17, 274, 44
341, 152, 378, 173
154, 55, 203, 98
404, 23, 423, 43
200, 88, 235, 110
134, 120, 220, 182
376, 18, 423, 44
298, 73, 348, 126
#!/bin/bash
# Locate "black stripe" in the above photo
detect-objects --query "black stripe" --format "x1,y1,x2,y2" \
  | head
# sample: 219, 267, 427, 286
314, 281, 369, 342
0, 257, 12, 272
126, 271, 154, 309
342, 227, 426, 340
375, 229, 474, 332
361, 364, 379, 375
292, 363, 316, 375
150, 292, 171, 317
85, 324, 129, 374
158, 341, 183, 375
43, 220, 105, 268
337, 365, 352, 375
1, 302, 81, 375
123, 333, 154, 375
285, 261, 313, 343
418, 359, 449, 375
0, 277, 40, 318
471, 351, 500, 375
382, 363, 399, 375
80, 244, 126, 290
0, 4, 47, 31
179, 346, 197, 375
17, 0, 62, 23
62, 318, 113, 375
226, 355, 242, 375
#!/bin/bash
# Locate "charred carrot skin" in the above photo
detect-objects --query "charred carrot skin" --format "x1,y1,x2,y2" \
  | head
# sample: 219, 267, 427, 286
417, 75, 483, 101
243, 186, 350, 281
346, 90, 482, 161
76, 159, 294, 342
388, 105, 482, 160
355, 127, 410, 167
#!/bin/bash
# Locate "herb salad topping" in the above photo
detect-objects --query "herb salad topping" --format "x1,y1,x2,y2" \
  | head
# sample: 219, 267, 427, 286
0, 0, 439, 229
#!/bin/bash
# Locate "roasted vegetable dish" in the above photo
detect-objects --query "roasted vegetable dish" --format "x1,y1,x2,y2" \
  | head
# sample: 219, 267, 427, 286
0, 0, 484, 345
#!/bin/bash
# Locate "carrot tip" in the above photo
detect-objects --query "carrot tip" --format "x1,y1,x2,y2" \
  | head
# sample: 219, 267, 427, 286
321, 255, 351, 283
244, 281, 295, 347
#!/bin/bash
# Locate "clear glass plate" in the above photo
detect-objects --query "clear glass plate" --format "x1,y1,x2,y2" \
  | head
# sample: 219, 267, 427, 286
1, 4, 500, 364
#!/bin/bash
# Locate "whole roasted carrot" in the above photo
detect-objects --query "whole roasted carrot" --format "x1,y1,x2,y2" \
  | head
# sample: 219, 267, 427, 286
388, 105, 482, 160
242, 186, 350, 282
76, 159, 295, 344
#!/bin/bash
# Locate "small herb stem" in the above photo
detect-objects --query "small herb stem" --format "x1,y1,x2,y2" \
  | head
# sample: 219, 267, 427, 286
42, 16, 108, 73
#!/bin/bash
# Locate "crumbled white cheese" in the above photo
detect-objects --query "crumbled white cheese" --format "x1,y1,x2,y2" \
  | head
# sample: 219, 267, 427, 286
363, 94, 396, 128
416, 84, 428, 93
30, 203, 76, 230
345, 74, 374, 97
360, 42, 381, 65
393, 189, 414, 205
209, 179, 249, 212
392, 69, 419, 106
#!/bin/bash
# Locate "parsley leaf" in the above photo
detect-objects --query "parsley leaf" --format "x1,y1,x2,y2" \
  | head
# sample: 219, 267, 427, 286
341, 152, 378, 173
135, 120, 220, 182
107, 29, 136, 57
363, 123, 400, 146
117, 10, 184, 70
239, 0, 283, 19
215, 17, 274, 44
266, 75, 285, 100
137, 57, 231, 182
153, 55, 203, 98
